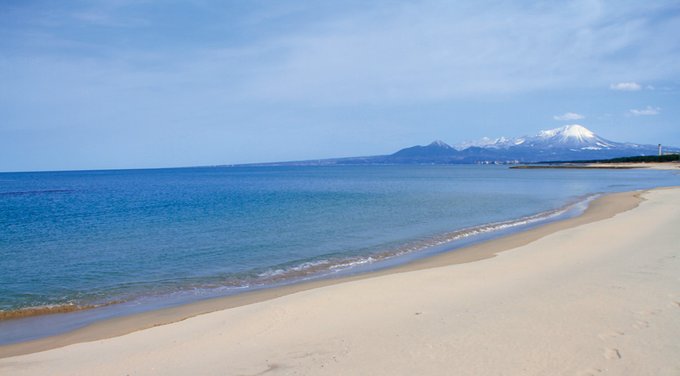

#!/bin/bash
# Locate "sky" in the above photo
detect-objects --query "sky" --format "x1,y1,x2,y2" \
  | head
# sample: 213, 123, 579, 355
1, 0, 679, 172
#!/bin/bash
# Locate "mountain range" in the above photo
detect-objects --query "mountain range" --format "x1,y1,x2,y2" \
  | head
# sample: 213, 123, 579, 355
252, 125, 678, 165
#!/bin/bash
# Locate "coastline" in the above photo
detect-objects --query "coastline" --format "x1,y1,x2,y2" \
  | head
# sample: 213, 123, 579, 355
2, 186, 680, 374
511, 161, 680, 170
0, 191, 596, 335
0, 187, 649, 359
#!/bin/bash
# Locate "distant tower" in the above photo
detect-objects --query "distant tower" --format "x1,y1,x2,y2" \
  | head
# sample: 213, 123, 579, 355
658, 144, 662, 156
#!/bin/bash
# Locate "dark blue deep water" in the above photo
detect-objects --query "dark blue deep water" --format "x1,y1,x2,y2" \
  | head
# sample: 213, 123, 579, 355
1, 165, 678, 328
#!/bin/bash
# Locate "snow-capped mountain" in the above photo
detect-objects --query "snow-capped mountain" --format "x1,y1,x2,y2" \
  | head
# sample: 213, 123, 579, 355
457, 125, 618, 151
248, 125, 676, 166
454, 136, 522, 150
383, 125, 675, 164
517, 124, 617, 150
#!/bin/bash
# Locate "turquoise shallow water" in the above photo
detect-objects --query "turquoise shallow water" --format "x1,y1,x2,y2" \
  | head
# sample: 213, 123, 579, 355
0, 165, 678, 341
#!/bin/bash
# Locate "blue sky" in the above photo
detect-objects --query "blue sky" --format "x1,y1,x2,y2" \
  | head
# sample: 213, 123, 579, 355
1, 0, 679, 171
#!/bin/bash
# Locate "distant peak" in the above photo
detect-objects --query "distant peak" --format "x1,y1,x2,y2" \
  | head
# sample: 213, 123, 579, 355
563, 124, 589, 131
560, 124, 595, 137
538, 124, 596, 140
429, 140, 452, 148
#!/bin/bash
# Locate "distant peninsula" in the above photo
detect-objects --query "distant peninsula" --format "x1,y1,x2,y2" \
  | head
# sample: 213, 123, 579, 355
242, 125, 679, 166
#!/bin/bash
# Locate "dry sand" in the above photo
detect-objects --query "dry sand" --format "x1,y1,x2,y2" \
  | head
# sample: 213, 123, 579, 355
1, 187, 679, 375
511, 161, 680, 170
583, 162, 680, 170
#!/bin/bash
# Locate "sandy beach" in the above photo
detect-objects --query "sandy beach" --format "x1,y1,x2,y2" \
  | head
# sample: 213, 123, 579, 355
511, 161, 680, 170
1, 187, 679, 375
583, 162, 680, 170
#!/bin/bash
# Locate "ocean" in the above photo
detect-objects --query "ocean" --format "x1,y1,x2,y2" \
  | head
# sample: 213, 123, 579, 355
0, 165, 678, 343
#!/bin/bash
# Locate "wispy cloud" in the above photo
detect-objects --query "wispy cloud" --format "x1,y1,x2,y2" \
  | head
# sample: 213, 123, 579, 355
628, 106, 661, 116
70, 10, 147, 28
238, 2, 680, 103
553, 112, 584, 121
3, 1, 680, 105
610, 82, 642, 91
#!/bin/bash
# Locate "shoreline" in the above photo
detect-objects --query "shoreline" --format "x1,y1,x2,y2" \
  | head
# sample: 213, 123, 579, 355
511, 161, 680, 170
0, 191, 591, 324
0, 187, 649, 359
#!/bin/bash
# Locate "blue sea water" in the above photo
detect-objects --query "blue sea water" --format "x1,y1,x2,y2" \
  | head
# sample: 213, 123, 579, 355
0, 165, 678, 342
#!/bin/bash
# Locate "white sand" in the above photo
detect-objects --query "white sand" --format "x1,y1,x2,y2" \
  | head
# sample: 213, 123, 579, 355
1, 188, 679, 375
585, 162, 680, 170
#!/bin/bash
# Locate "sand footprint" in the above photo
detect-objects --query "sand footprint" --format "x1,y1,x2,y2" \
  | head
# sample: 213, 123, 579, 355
603, 348, 621, 360
637, 308, 662, 316
577, 368, 603, 376
597, 330, 624, 340
632, 319, 650, 329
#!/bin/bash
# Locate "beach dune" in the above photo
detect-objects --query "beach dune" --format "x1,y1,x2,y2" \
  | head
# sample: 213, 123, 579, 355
1, 188, 679, 375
